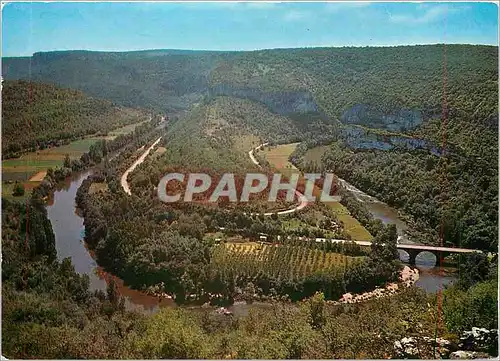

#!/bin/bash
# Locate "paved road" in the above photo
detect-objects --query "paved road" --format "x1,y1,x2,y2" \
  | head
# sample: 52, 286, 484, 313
314, 238, 481, 254
248, 142, 269, 169
248, 143, 309, 216
121, 137, 162, 195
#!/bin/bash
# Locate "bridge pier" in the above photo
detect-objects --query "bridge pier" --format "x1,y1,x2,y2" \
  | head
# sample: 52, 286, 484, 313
396, 243, 481, 266
406, 250, 420, 266
404, 250, 452, 266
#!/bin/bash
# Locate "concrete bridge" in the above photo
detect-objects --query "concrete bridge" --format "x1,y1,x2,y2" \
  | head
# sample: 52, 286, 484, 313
315, 238, 482, 265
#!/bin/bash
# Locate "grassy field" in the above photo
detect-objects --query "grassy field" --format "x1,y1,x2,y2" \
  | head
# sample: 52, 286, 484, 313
89, 182, 109, 195
2, 138, 102, 182
107, 120, 148, 138
1, 181, 40, 202
263, 143, 372, 241
154, 146, 167, 155
260, 143, 300, 174
303, 145, 330, 167
1, 137, 101, 198
2, 119, 144, 185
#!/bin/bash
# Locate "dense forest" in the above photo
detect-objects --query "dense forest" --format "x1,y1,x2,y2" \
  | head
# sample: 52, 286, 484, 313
2, 193, 497, 359
319, 142, 497, 251
9, 45, 493, 143
2, 80, 150, 158
5, 45, 496, 120
3, 50, 233, 112
2, 44, 498, 358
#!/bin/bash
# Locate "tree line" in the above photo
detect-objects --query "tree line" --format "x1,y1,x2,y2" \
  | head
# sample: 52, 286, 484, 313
2, 80, 150, 158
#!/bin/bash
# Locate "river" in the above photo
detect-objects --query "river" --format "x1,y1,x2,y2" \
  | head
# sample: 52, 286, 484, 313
337, 178, 458, 291
46, 170, 457, 315
47, 170, 174, 314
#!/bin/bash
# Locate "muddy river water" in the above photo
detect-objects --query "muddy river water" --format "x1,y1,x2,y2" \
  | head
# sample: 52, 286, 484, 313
46, 171, 457, 314
337, 178, 458, 291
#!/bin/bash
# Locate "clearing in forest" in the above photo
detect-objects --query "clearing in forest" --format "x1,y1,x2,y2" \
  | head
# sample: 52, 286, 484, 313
155, 146, 167, 155
263, 143, 373, 242
107, 120, 149, 139
303, 145, 330, 167
89, 182, 109, 194
261, 143, 300, 172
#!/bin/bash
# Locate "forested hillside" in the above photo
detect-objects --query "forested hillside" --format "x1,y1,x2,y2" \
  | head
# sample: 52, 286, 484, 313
130, 95, 301, 181
2, 80, 149, 158
3, 50, 233, 112
4, 45, 495, 119
3, 194, 497, 359
4, 45, 498, 251
209, 45, 497, 120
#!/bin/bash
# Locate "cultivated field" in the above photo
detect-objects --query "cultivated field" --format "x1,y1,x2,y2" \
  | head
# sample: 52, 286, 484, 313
260, 143, 300, 174
262, 143, 373, 241
2, 137, 102, 182
211, 241, 363, 281
2, 121, 144, 199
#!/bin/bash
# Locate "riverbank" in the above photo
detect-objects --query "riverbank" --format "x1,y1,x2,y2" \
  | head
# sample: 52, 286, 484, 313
47, 136, 455, 315
330, 266, 419, 305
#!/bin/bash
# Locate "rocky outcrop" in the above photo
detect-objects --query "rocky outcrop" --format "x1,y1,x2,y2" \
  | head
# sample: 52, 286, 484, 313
341, 104, 424, 132
449, 351, 490, 359
393, 328, 498, 359
209, 84, 319, 115
459, 328, 498, 354
340, 125, 442, 155
394, 336, 456, 359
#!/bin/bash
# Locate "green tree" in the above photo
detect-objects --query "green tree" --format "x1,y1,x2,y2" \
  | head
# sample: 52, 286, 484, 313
456, 253, 491, 290
132, 308, 213, 359
12, 182, 25, 197
305, 291, 326, 329
371, 224, 399, 262
63, 154, 71, 168
443, 279, 498, 334
106, 279, 120, 310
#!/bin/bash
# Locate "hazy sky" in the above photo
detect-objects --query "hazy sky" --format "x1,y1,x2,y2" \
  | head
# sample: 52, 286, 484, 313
2, 1, 498, 56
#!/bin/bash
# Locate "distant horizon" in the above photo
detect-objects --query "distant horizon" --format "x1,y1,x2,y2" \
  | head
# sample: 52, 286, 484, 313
2, 2, 498, 57
3, 42, 498, 58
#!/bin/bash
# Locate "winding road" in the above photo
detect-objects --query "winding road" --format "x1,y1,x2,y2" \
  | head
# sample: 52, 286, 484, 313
121, 137, 162, 195
121, 139, 308, 217
249, 143, 309, 216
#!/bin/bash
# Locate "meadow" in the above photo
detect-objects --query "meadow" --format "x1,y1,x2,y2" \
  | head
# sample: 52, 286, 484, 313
260, 143, 300, 175
303, 145, 330, 167
2, 138, 101, 182
262, 143, 373, 241
107, 120, 149, 139
1, 123, 142, 199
